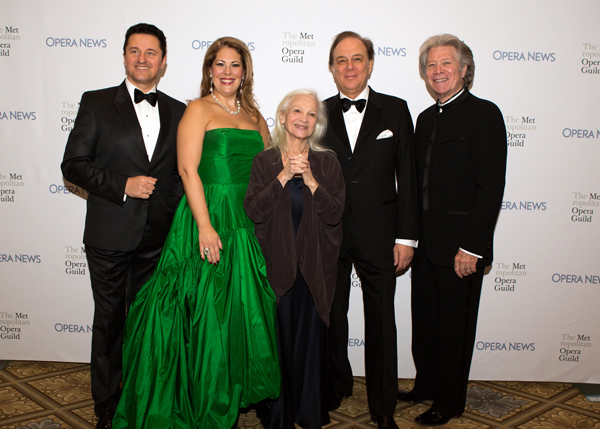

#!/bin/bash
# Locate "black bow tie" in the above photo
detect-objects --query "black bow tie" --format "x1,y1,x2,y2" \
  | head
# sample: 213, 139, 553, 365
341, 98, 366, 113
134, 89, 157, 107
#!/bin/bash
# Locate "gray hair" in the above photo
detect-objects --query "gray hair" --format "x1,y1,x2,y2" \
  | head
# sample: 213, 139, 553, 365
418, 34, 475, 94
269, 89, 329, 154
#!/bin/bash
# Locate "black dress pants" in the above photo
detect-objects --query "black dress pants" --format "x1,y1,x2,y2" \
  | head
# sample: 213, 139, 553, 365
410, 252, 484, 416
85, 224, 163, 416
329, 223, 398, 417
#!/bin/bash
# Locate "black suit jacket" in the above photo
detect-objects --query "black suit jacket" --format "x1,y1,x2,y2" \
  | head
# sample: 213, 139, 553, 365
62, 81, 186, 252
324, 87, 419, 261
414, 90, 507, 267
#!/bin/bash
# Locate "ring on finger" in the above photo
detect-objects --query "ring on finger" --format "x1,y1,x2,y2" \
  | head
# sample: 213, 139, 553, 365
204, 247, 210, 256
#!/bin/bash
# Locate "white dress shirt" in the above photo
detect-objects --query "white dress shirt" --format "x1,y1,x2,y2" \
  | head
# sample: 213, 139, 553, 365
125, 78, 161, 161
341, 86, 369, 153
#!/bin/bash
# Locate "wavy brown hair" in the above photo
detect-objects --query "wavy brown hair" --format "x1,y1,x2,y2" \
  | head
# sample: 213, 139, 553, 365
199, 37, 259, 121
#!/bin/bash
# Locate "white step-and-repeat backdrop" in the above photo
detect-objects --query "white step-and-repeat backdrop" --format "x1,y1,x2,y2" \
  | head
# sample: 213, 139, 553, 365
2, 0, 599, 383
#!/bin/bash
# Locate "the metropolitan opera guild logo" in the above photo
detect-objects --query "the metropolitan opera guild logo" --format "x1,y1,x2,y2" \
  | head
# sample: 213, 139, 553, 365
280, 31, 315, 63
504, 115, 537, 148
559, 333, 592, 362
59, 100, 79, 132
580, 42, 600, 75
493, 262, 526, 292
64, 245, 87, 275
570, 191, 598, 223
0, 25, 20, 57
0, 172, 25, 203
0, 311, 30, 340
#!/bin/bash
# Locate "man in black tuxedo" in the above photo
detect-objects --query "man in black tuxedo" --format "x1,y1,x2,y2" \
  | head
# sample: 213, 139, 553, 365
324, 31, 419, 429
61, 23, 185, 429
397, 34, 507, 426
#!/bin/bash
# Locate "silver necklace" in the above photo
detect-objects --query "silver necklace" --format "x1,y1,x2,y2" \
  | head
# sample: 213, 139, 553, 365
211, 92, 240, 115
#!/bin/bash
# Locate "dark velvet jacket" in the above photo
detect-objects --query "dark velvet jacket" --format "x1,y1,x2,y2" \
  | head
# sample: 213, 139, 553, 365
244, 148, 345, 325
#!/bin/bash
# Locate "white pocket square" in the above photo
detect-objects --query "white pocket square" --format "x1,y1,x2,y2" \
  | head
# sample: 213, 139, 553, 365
376, 129, 393, 139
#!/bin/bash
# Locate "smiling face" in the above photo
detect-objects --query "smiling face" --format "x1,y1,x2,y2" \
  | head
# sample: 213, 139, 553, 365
123, 33, 166, 92
210, 47, 244, 97
330, 37, 373, 99
280, 94, 318, 145
425, 45, 467, 103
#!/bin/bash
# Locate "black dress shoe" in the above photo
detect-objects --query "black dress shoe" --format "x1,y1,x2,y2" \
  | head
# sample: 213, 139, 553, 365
370, 414, 399, 429
414, 409, 460, 426
397, 389, 424, 403
327, 389, 352, 411
95, 412, 112, 429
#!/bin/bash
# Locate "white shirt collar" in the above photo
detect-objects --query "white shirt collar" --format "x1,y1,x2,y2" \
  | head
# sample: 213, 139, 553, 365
339, 85, 370, 102
438, 88, 464, 108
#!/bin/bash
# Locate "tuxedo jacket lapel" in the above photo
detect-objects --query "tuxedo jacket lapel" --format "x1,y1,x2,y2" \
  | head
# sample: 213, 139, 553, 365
113, 82, 148, 161
355, 87, 382, 150
328, 95, 352, 152
151, 92, 172, 165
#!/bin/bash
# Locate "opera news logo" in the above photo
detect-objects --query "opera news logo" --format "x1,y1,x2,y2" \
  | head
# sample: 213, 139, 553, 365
192, 40, 255, 51
492, 50, 555, 62
55, 323, 92, 333
0, 254, 41, 263
0, 111, 36, 120
45, 37, 107, 48
476, 341, 535, 351
349, 338, 365, 347
562, 128, 600, 139
501, 201, 547, 211
376, 46, 406, 57
560, 333, 591, 362
48, 183, 88, 197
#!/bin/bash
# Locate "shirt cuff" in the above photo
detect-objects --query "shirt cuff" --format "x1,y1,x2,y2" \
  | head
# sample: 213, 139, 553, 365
395, 239, 417, 248
459, 247, 482, 258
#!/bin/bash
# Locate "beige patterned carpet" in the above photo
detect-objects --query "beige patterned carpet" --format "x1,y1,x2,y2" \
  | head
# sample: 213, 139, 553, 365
1, 361, 600, 428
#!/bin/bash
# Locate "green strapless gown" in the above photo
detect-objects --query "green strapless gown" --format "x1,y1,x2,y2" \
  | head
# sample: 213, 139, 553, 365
112, 128, 280, 429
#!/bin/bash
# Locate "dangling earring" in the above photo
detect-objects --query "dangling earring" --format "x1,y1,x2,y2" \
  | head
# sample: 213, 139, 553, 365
239, 77, 244, 94
210, 74, 213, 93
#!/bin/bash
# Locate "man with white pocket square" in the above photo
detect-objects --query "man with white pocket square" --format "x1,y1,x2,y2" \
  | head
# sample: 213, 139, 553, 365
323, 31, 419, 429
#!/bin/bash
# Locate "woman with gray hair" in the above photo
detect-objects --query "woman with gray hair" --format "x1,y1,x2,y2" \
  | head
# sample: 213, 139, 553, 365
245, 89, 345, 428
397, 34, 507, 426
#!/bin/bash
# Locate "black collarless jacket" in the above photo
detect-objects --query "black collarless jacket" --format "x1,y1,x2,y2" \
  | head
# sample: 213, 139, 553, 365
414, 90, 507, 267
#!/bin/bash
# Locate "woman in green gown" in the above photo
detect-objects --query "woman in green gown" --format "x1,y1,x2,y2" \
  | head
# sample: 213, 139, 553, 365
112, 37, 280, 429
